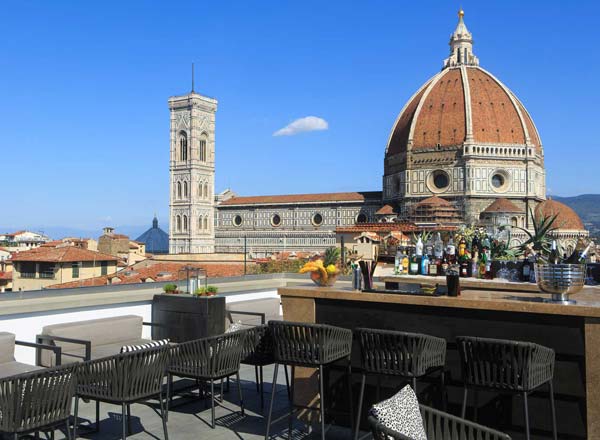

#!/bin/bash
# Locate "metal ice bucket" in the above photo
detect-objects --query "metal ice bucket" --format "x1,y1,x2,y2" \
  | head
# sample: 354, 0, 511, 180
535, 263, 586, 304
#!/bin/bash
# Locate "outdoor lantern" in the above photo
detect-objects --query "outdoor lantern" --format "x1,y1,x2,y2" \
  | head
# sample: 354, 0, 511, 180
178, 266, 207, 294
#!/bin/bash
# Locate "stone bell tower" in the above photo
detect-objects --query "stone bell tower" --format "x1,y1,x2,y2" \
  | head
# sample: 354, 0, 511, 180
168, 73, 217, 254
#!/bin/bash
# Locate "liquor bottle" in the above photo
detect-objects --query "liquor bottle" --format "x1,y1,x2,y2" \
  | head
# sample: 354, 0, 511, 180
415, 237, 423, 257
548, 240, 559, 264
460, 259, 469, 277
447, 241, 456, 264
528, 255, 537, 283
479, 252, 487, 279
458, 237, 467, 259
434, 233, 444, 259
472, 235, 481, 256
409, 254, 419, 275
429, 256, 439, 276
481, 236, 491, 262
521, 254, 531, 282
394, 250, 401, 274
402, 253, 409, 274
420, 253, 430, 275
440, 256, 449, 276
471, 251, 479, 278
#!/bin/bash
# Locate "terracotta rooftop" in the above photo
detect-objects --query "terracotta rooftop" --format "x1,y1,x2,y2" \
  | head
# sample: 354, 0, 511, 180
10, 246, 119, 263
416, 196, 452, 207
375, 204, 396, 215
219, 191, 382, 206
386, 66, 541, 157
483, 198, 521, 213
336, 223, 457, 233
535, 199, 585, 231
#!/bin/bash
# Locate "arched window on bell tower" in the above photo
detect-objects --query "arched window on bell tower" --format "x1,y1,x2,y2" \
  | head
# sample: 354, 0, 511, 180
203, 217, 208, 231
176, 215, 181, 232
199, 133, 208, 162
203, 183, 208, 199
178, 131, 188, 161
177, 182, 182, 199
183, 215, 188, 231
183, 181, 188, 198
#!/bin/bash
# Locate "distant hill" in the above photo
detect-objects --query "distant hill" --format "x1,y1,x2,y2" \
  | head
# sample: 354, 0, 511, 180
552, 194, 600, 237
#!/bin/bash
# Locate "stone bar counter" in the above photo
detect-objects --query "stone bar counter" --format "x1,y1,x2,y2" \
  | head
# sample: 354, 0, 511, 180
279, 283, 600, 439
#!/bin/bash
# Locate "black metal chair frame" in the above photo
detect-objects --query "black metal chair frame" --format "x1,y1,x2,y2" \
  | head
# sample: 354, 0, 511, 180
0, 364, 77, 440
368, 403, 512, 440
73, 344, 170, 440
353, 328, 447, 440
457, 336, 557, 440
264, 321, 354, 440
167, 330, 247, 429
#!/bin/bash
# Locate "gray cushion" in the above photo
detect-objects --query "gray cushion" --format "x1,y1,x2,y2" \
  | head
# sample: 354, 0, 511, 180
40, 315, 144, 366
0, 333, 16, 364
0, 361, 43, 379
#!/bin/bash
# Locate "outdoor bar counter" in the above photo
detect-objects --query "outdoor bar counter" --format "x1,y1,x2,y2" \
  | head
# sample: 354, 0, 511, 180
279, 283, 600, 439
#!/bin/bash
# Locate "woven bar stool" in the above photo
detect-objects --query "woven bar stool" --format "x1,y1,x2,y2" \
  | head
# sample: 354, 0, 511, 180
353, 328, 447, 440
457, 336, 557, 440
264, 321, 353, 440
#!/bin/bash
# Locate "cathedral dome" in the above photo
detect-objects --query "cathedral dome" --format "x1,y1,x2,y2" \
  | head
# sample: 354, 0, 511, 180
535, 200, 585, 231
385, 12, 541, 158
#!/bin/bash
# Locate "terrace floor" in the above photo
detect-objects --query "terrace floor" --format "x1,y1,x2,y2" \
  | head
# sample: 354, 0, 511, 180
68, 363, 353, 440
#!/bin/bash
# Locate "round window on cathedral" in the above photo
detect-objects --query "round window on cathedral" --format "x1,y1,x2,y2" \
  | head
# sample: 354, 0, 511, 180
312, 213, 323, 226
427, 170, 450, 193
270, 214, 282, 227
490, 170, 510, 192
356, 213, 367, 223
233, 215, 243, 227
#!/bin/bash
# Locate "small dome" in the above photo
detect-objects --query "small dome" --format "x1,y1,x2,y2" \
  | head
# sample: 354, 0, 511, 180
136, 217, 169, 254
416, 195, 452, 207
483, 198, 521, 213
535, 200, 585, 230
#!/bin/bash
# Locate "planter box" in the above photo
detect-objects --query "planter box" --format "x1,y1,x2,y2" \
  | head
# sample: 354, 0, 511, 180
151, 294, 225, 343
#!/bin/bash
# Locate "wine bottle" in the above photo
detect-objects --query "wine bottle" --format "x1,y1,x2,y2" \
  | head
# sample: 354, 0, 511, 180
434, 233, 444, 259
548, 240, 559, 264
564, 241, 592, 264
521, 255, 531, 281
415, 237, 423, 257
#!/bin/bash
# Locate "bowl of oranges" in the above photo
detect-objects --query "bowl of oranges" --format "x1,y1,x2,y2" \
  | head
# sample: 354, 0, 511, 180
299, 248, 340, 287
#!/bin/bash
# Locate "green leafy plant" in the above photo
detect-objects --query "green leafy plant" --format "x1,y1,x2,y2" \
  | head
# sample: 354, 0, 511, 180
206, 285, 218, 295
194, 287, 206, 296
411, 231, 432, 245
512, 208, 558, 261
323, 247, 341, 267
163, 283, 177, 293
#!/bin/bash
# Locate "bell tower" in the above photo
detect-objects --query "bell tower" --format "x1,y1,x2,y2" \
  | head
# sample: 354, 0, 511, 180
168, 73, 217, 254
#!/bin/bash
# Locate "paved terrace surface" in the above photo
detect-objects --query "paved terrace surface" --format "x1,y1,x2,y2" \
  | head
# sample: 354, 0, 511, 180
70, 363, 352, 440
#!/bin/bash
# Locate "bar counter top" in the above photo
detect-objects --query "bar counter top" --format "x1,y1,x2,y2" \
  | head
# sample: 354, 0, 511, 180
278, 283, 600, 318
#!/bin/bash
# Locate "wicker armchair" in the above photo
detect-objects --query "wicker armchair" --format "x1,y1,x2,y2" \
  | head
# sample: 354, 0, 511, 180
0, 364, 77, 440
241, 324, 289, 408
167, 330, 246, 429
368, 404, 511, 440
457, 336, 557, 440
354, 328, 447, 440
265, 321, 353, 440
73, 344, 170, 440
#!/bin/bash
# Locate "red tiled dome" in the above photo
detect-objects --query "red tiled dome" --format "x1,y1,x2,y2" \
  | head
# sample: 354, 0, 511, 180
483, 198, 521, 213
535, 200, 585, 230
416, 196, 452, 207
385, 66, 541, 157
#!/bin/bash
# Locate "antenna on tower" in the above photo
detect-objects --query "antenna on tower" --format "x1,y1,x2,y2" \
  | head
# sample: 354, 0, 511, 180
191, 62, 195, 93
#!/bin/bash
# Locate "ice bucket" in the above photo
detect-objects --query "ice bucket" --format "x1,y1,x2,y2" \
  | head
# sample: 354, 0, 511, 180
535, 263, 586, 304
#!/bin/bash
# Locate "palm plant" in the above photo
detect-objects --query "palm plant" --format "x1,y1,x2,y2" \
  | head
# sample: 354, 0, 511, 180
511, 207, 558, 261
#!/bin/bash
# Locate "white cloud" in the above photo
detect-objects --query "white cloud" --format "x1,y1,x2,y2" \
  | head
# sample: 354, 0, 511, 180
273, 116, 328, 136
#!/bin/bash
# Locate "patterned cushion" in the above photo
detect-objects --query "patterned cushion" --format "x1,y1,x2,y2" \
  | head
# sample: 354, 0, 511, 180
370, 385, 426, 440
120, 339, 169, 353
226, 321, 244, 333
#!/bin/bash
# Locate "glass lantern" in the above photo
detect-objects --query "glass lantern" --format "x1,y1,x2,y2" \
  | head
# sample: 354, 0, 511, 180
177, 266, 207, 294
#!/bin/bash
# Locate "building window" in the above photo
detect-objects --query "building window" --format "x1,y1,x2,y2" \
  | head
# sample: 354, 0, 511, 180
203, 217, 208, 230
183, 181, 188, 198
72, 262, 80, 279
492, 173, 505, 188
177, 182, 182, 199
233, 215, 243, 227
204, 183, 208, 199
179, 131, 188, 161
312, 213, 323, 226
101, 261, 108, 276
39, 263, 54, 279
356, 213, 367, 223
176, 215, 181, 232
183, 215, 188, 231
490, 170, 510, 192
428, 170, 450, 191
199, 136, 207, 162
271, 214, 282, 227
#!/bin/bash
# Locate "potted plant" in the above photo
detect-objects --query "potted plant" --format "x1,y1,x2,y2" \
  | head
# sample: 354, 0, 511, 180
163, 283, 179, 294
299, 247, 340, 287
206, 285, 219, 296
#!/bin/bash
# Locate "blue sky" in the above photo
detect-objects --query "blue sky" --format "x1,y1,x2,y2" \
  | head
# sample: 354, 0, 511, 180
1, 0, 598, 233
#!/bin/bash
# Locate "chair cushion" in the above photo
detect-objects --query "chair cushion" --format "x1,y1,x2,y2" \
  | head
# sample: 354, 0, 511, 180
40, 315, 144, 366
120, 339, 169, 353
0, 361, 44, 379
0, 333, 16, 364
370, 385, 426, 440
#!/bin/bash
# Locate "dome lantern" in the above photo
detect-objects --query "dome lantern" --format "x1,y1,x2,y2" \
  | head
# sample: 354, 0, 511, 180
444, 9, 479, 68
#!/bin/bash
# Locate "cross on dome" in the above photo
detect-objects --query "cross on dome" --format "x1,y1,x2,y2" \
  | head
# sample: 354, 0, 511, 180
443, 9, 479, 69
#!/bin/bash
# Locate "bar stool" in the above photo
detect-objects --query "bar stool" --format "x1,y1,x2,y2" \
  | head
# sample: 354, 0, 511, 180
353, 328, 447, 440
264, 321, 353, 440
457, 336, 557, 440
